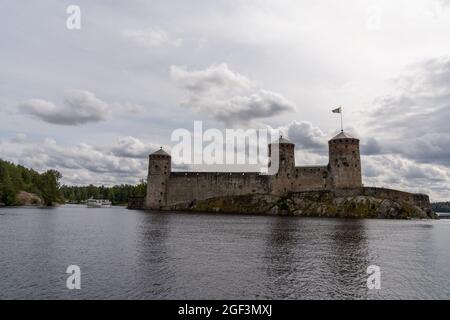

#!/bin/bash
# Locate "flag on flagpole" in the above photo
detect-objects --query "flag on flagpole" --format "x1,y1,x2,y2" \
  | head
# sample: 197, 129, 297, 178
332, 107, 342, 113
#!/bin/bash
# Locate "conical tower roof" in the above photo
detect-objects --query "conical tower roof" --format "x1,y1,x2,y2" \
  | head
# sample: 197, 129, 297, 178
330, 131, 358, 141
271, 136, 294, 145
150, 147, 170, 156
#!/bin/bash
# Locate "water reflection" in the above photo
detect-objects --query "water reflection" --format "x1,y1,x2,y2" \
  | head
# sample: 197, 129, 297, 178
135, 211, 174, 298
263, 217, 304, 299
262, 218, 371, 299
325, 219, 369, 299
265, 216, 300, 266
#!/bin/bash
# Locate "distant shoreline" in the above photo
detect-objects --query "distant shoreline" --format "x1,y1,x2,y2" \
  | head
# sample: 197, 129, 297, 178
437, 212, 450, 218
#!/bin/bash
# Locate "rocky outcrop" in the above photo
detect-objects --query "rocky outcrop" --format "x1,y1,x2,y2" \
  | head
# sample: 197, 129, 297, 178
16, 191, 44, 206
164, 189, 437, 219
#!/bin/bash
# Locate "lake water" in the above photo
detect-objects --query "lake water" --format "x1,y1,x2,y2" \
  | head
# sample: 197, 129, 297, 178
0, 205, 449, 299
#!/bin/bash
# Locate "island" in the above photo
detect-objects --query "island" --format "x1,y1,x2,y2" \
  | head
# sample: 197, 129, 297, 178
133, 132, 436, 219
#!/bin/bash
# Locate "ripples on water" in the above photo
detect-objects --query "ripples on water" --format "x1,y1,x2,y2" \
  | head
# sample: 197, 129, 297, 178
0, 205, 449, 299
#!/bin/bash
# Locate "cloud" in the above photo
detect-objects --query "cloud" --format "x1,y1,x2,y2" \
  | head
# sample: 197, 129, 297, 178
10, 133, 27, 144
361, 137, 383, 155
119, 103, 146, 114
281, 121, 327, 151
110, 136, 159, 158
170, 64, 295, 126
354, 57, 450, 200
367, 57, 450, 166
111, 102, 146, 115
19, 90, 111, 125
121, 27, 183, 48
362, 155, 450, 200
0, 136, 160, 186
35, 138, 144, 175
294, 150, 329, 167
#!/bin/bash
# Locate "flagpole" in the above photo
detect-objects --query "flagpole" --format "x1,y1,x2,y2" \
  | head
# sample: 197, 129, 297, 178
332, 106, 344, 132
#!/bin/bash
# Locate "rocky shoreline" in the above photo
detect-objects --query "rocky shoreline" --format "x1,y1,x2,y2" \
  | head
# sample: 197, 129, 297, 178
0, 191, 57, 207
137, 188, 437, 220
184, 193, 436, 219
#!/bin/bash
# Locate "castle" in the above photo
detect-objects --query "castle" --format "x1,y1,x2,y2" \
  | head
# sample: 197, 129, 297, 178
146, 131, 361, 209
141, 130, 434, 219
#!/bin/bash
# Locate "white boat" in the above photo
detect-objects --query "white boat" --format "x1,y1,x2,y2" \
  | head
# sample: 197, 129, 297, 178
86, 198, 112, 208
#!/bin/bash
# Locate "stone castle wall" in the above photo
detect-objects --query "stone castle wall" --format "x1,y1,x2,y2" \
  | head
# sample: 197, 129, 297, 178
166, 172, 269, 206
165, 166, 331, 206
291, 166, 331, 191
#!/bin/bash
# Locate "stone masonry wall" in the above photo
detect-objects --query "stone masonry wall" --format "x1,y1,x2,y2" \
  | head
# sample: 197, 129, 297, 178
164, 166, 331, 207
166, 172, 270, 206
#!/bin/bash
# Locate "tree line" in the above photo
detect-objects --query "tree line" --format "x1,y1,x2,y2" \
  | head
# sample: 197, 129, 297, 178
0, 159, 63, 206
60, 181, 147, 205
431, 202, 450, 213
0, 158, 146, 206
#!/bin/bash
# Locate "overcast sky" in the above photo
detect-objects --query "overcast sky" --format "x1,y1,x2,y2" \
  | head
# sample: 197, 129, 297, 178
1, 0, 450, 200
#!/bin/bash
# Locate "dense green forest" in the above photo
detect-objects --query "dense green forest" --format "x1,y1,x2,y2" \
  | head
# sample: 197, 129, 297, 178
0, 159, 63, 206
0, 159, 146, 206
432, 202, 450, 213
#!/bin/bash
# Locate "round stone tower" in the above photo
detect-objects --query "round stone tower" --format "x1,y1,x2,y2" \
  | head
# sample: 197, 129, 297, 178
328, 131, 362, 189
146, 147, 171, 210
268, 136, 295, 174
